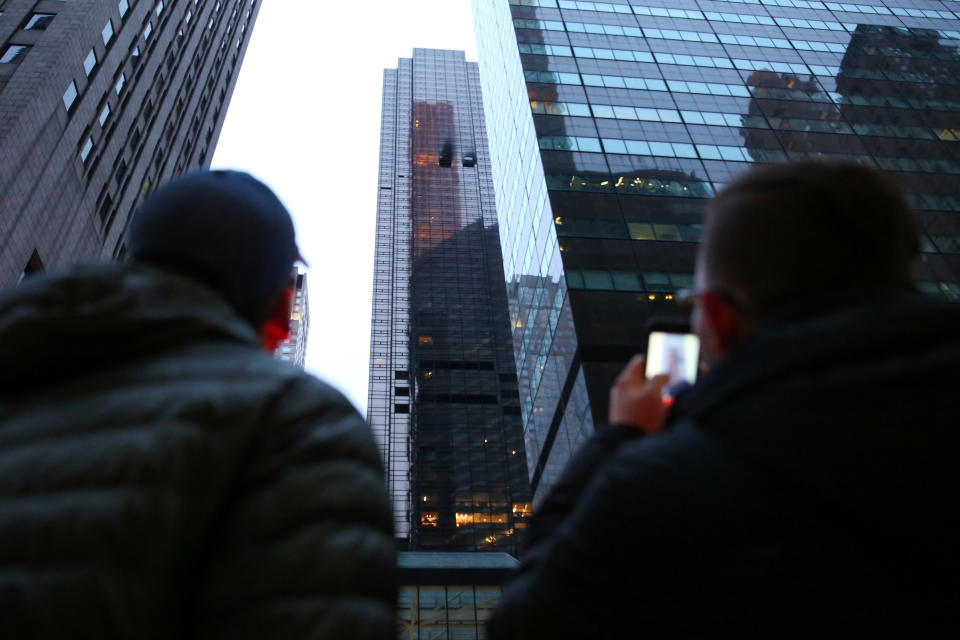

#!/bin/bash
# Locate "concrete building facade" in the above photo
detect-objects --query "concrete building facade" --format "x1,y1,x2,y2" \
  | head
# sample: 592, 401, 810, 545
0, 0, 261, 285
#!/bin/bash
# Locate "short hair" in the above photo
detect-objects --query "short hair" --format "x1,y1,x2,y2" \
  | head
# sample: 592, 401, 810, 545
701, 162, 921, 318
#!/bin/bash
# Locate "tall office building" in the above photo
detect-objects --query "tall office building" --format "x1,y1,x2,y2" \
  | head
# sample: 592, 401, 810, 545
368, 49, 532, 555
472, 0, 960, 501
274, 270, 309, 368
0, 0, 262, 286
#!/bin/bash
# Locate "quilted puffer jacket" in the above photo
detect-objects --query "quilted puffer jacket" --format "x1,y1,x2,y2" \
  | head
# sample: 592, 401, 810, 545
0, 262, 396, 639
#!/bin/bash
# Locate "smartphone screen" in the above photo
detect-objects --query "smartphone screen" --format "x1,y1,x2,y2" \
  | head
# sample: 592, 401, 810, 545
645, 330, 701, 385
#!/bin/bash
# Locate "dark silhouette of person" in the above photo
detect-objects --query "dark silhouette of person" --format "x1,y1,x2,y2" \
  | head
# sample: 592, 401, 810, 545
488, 162, 959, 639
0, 170, 397, 639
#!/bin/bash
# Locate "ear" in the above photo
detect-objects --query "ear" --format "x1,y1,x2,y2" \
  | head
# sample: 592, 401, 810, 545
261, 285, 294, 353
699, 291, 751, 356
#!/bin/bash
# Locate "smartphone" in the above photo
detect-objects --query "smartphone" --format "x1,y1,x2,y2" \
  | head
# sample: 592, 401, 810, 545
645, 327, 701, 386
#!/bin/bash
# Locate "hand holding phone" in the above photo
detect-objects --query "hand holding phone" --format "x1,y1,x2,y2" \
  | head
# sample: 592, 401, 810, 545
644, 328, 701, 388
609, 355, 672, 434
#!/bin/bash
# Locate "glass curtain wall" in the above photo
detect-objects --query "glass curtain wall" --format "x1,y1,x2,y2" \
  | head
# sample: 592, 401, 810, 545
474, 0, 960, 500
368, 50, 532, 553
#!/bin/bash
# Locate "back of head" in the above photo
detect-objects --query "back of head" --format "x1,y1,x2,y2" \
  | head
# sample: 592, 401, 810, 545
126, 170, 301, 327
702, 162, 921, 319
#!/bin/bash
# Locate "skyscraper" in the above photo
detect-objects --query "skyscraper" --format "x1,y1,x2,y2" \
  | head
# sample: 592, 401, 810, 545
0, 0, 262, 285
368, 49, 532, 555
274, 270, 309, 368
472, 0, 960, 501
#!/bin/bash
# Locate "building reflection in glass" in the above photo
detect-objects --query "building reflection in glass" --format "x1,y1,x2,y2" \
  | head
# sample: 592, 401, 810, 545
473, 0, 960, 503
739, 23, 960, 298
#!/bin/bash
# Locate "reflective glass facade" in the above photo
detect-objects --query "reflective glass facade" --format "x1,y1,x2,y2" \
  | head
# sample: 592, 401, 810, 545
398, 584, 502, 640
368, 50, 532, 553
474, 0, 960, 500
473, 0, 597, 507
397, 552, 518, 640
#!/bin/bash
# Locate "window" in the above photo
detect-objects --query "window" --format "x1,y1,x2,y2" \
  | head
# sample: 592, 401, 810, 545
102, 20, 114, 45
156, 1, 165, 16
24, 13, 55, 30
119, 0, 129, 18
79, 137, 94, 163
0, 44, 30, 64
583, 270, 614, 290
83, 49, 97, 76
144, 22, 153, 40
98, 193, 113, 224
115, 72, 125, 95
18, 250, 45, 285
98, 103, 111, 127
62, 80, 78, 111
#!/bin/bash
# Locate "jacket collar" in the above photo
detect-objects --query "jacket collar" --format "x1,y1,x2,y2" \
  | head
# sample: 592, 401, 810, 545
0, 262, 261, 392
673, 291, 958, 423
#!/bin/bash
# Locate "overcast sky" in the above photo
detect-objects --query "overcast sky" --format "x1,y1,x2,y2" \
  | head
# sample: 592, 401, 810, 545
212, 1, 479, 413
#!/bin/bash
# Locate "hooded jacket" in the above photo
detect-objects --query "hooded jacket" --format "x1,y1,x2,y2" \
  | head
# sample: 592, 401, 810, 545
0, 263, 396, 639
488, 292, 960, 639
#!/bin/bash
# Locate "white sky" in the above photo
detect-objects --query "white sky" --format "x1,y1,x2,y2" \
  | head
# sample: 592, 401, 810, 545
212, 1, 479, 414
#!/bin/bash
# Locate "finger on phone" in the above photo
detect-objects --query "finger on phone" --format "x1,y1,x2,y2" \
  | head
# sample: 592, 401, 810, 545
616, 354, 647, 384
650, 373, 671, 391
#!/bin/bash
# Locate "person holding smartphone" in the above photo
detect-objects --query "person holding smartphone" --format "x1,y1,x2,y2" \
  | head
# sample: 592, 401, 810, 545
488, 162, 960, 639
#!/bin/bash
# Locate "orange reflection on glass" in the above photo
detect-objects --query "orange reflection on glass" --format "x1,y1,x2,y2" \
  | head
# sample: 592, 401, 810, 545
410, 101, 465, 255
414, 153, 439, 166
